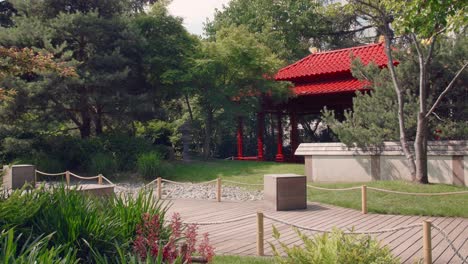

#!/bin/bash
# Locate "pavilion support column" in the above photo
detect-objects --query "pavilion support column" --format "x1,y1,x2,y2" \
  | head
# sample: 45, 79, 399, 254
257, 112, 265, 161
236, 116, 244, 159
275, 112, 284, 162
290, 113, 299, 160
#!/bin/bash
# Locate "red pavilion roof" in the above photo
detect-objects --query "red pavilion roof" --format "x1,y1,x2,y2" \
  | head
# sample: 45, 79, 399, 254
293, 78, 371, 95
275, 43, 387, 82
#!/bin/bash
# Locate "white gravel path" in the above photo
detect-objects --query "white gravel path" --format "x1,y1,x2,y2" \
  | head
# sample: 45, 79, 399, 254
115, 182, 264, 201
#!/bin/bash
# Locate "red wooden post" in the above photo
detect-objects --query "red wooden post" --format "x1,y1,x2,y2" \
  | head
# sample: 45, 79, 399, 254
275, 113, 284, 162
257, 112, 264, 161
236, 116, 244, 159
290, 113, 299, 160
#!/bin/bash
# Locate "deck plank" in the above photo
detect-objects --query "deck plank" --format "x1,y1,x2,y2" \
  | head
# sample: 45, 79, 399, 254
166, 199, 468, 263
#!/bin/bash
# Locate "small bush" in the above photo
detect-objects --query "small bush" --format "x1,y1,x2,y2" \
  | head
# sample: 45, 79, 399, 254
87, 152, 118, 176
270, 226, 399, 264
0, 186, 168, 263
0, 228, 78, 263
137, 152, 168, 180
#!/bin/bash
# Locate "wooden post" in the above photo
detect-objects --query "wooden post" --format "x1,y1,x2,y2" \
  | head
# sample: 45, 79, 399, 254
423, 220, 432, 264
98, 174, 103, 185
157, 177, 162, 199
216, 177, 222, 202
361, 185, 367, 214
257, 211, 264, 256
65, 171, 70, 187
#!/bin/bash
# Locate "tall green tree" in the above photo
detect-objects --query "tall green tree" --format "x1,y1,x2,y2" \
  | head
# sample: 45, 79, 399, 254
330, 0, 467, 183
190, 26, 287, 158
0, 0, 191, 139
206, 0, 374, 62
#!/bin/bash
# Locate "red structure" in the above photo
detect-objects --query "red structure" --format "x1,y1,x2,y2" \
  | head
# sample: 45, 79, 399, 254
235, 42, 388, 161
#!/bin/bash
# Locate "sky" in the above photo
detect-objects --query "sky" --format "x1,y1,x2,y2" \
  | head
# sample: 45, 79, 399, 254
167, 0, 231, 36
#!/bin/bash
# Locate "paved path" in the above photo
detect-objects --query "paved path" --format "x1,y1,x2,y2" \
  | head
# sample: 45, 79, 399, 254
166, 199, 468, 264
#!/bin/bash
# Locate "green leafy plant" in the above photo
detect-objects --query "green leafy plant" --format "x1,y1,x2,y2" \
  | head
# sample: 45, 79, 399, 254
270, 226, 399, 264
87, 152, 118, 176
0, 228, 78, 264
0, 186, 169, 263
137, 152, 168, 180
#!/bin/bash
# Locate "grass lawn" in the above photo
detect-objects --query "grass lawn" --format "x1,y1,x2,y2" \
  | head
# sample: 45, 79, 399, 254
164, 160, 468, 217
164, 160, 303, 185
212, 256, 273, 264
308, 181, 468, 218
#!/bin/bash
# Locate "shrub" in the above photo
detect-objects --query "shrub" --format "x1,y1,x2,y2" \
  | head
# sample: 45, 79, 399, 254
0, 186, 168, 263
0, 228, 78, 263
87, 152, 118, 176
14, 152, 65, 173
270, 227, 399, 264
132, 213, 214, 263
137, 152, 168, 180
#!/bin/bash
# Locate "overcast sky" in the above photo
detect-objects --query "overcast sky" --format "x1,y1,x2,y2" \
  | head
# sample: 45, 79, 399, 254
167, 0, 231, 36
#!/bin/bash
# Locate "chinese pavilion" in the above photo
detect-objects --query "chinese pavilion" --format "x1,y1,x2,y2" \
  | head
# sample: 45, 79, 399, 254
235, 42, 389, 162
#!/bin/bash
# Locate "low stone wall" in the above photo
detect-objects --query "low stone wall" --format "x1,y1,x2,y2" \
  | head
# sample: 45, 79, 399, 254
295, 141, 468, 186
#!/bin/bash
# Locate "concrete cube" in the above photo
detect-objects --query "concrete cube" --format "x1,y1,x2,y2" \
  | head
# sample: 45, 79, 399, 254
264, 174, 307, 211
2, 164, 36, 189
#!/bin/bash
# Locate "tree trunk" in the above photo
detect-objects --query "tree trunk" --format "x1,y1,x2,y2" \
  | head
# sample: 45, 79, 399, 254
414, 34, 429, 184
202, 109, 213, 159
184, 93, 194, 123
94, 106, 103, 136
414, 114, 428, 183
382, 33, 417, 180
79, 110, 91, 138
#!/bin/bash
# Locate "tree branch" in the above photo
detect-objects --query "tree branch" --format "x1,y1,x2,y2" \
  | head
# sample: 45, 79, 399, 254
425, 62, 468, 118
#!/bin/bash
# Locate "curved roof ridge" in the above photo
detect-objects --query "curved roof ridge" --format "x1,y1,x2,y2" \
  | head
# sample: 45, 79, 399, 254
275, 42, 387, 81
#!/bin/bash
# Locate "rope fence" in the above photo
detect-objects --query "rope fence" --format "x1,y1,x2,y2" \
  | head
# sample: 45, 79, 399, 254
125, 177, 468, 207
35, 170, 113, 186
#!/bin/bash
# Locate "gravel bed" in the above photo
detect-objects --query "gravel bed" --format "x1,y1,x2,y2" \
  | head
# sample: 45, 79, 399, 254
115, 182, 264, 201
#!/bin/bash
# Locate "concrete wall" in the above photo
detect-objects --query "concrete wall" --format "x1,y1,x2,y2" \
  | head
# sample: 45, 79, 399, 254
296, 141, 468, 186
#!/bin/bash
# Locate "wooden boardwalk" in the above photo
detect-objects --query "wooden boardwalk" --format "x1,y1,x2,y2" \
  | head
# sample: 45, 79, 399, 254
166, 199, 468, 264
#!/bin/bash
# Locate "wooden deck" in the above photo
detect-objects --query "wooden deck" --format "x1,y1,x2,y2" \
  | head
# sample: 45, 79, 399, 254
166, 199, 468, 264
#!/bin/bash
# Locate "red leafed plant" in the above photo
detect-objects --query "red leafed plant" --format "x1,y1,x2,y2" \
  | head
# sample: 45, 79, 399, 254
133, 212, 215, 263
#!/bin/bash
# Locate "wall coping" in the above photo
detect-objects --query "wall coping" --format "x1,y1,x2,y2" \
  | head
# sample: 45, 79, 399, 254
295, 141, 468, 156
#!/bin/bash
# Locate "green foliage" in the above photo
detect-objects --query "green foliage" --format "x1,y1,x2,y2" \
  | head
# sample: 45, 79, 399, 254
382, 0, 467, 38
137, 152, 168, 180
323, 35, 468, 147
0, 186, 168, 263
135, 120, 174, 146
270, 227, 399, 264
86, 152, 118, 176
207, 0, 367, 62
0, 228, 78, 264
15, 152, 65, 173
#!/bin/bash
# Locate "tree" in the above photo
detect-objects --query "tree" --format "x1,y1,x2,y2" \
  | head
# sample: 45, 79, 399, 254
190, 26, 286, 158
0, 0, 190, 139
338, 0, 467, 183
206, 0, 372, 62
0, 46, 75, 100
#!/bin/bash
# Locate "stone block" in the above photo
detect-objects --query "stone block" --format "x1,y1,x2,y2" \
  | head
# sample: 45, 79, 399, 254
264, 174, 307, 211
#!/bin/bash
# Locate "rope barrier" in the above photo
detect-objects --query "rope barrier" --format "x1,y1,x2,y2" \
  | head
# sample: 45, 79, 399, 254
161, 179, 217, 185
223, 180, 264, 186
69, 172, 100, 180
307, 184, 468, 195
263, 214, 421, 234
35, 170, 66, 176
307, 185, 361, 191
367, 187, 468, 196
431, 224, 468, 263
179, 214, 256, 226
